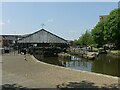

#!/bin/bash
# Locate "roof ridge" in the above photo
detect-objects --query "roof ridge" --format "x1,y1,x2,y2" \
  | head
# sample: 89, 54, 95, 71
18, 29, 68, 43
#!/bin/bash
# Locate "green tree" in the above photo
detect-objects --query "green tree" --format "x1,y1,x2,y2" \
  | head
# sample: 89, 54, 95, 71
92, 20, 105, 47
80, 30, 94, 46
92, 8, 120, 49
74, 30, 94, 47
74, 39, 81, 45
104, 8, 120, 49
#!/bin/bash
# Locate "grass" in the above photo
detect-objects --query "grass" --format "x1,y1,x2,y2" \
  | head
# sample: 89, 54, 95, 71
110, 50, 120, 54
92, 47, 99, 51
58, 52, 71, 57
109, 50, 120, 56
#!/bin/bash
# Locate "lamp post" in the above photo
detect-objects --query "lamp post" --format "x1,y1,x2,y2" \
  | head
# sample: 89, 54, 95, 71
13, 31, 17, 55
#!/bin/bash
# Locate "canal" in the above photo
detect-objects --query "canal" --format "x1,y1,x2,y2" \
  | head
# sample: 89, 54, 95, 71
34, 54, 120, 77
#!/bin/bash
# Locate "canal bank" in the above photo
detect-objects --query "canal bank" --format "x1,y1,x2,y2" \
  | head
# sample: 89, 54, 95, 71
108, 50, 120, 56
32, 55, 118, 79
2, 53, 119, 88
31, 55, 119, 88
34, 53, 120, 77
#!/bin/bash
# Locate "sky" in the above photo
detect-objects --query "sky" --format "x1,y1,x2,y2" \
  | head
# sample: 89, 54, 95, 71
0, 2, 118, 40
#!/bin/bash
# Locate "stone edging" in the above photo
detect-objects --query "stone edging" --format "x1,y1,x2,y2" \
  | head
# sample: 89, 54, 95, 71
31, 55, 118, 80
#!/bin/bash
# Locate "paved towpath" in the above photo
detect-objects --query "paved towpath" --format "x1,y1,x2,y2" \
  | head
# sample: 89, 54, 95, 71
2, 53, 119, 88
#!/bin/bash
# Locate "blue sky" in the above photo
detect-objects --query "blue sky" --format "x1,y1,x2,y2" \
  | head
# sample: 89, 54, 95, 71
1, 2, 118, 40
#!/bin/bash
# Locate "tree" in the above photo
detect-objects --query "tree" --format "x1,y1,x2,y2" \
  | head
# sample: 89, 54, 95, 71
80, 30, 94, 46
74, 39, 81, 46
74, 30, 94, 47
92, 8, 120, 49
104, 8, 120, 49
92, 20, 105, 47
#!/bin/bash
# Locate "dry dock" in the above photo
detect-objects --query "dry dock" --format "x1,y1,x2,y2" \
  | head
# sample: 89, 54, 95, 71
2, 53, 119, 88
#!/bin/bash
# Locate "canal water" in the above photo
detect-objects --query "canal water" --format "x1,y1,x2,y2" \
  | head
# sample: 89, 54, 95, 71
34, 54, 120, 77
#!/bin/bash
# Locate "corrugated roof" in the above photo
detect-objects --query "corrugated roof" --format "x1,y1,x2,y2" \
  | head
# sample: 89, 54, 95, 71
18, 29, 68, 44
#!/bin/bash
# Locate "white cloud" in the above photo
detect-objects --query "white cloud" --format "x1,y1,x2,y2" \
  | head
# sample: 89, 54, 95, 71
6, 19, 10, 23
0, 19, 10, 27
47, 19, 54, 23
0, 21, 5, 26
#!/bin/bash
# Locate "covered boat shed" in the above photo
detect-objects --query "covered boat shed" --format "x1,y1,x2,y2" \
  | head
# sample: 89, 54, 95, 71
17, 29, 69, 55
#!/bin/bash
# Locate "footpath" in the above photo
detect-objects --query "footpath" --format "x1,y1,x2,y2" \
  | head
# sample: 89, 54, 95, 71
2, 53, 119, 88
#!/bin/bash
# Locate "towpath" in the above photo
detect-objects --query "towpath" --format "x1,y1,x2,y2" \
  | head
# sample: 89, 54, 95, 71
2, 53, 119, 88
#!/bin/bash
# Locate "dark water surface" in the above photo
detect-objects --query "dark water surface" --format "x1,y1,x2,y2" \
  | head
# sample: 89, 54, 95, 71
34, 54, 120, 77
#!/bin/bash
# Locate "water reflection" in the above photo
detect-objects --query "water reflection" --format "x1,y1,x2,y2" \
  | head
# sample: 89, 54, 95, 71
92, 54, 119, 77
34, 54, 120, 77
59, 57, 93, 72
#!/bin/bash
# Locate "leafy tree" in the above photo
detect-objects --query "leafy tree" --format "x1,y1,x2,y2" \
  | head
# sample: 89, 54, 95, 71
74, 39, 81, 45
92, 20, 105, 47
92, 8, 120, 49
74, 30, 94, 47
104, 8, 120, 49
74, 8, 120, 49
80, 30, 94, 46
